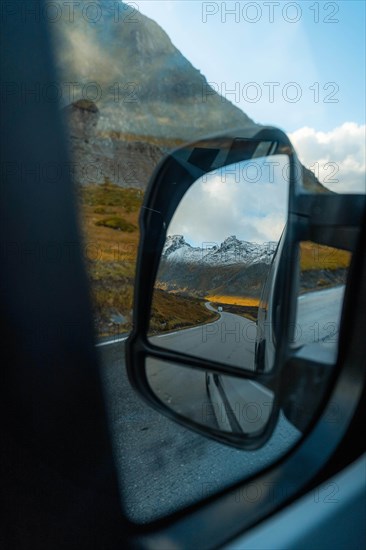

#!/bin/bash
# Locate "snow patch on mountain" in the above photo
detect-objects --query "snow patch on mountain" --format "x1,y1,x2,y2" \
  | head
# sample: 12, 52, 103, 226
163, 235, 277, 266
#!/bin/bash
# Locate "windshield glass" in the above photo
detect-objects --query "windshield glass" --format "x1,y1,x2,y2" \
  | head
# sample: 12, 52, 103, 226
49, 0, 365, 522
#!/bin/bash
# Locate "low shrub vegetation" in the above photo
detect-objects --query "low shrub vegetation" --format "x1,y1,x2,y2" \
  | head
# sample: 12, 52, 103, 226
95, 216, 136, 232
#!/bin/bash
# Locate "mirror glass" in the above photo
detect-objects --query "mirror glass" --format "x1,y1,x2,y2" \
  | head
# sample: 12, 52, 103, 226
149, 154, 290, 373
293, 241, 352, 363
146, 358, 274, 435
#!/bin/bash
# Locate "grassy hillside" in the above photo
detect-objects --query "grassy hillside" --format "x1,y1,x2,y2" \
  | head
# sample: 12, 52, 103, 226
77, 183, 351, 337
78, 182, 142, 263
78, 182, 217, 337
300, 241, 351, 271
78, 182, 139, 336
150, 289, 218, 334
206, 295, 260, 307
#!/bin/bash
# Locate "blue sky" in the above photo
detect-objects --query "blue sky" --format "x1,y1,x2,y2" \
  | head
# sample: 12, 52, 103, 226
135, 1, 365, 194
136, 0, 365, 133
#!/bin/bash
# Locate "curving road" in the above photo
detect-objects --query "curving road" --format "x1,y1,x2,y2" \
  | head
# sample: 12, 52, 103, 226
151, 304, 256, 370
150, 285, 345, 368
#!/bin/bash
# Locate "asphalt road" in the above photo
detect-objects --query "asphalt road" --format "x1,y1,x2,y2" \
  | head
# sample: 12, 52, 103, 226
296, 286, 345, 362
98, 345, 299, 524
97, 286, 343, 523
147, 308, 271, 432
151, 306, 256, 370
149, 285, 345, 367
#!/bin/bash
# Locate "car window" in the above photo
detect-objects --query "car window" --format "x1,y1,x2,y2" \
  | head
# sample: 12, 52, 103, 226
49, 0, 365, 522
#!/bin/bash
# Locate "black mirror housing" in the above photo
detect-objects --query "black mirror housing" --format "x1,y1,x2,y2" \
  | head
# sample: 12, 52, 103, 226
126, 125, 365, 449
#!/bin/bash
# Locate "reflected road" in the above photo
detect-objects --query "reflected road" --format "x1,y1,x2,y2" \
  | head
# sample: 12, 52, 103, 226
151, 306, 256, 370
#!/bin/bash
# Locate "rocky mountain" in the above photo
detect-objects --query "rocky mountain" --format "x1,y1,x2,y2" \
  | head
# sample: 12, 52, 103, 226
53, 0, 254, 141
162, 235, 277, 266
63, 97, 328, 191
63, 98, 164, 187
158, 235, 276, 300
55, 0, 327, 192
159, 235, 346, 301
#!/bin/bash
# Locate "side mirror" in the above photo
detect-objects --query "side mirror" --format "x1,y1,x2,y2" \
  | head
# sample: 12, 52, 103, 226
126, 126, 365, 449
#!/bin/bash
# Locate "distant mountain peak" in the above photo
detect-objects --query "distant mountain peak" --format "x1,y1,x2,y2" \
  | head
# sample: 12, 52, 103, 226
166, 235, 186, 244
163, 234, 190, 253
221, 235, 241, 246
163, 235, 277, 266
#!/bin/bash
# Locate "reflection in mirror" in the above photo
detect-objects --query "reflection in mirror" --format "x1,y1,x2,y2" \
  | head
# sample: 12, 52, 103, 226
149, 154, 290, 372
294, 241, 352, 363
146, 358, 274, 435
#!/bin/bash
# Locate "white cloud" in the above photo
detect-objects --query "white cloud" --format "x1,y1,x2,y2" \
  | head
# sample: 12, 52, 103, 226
168, 155, 289, 245
289, 123, 366, 193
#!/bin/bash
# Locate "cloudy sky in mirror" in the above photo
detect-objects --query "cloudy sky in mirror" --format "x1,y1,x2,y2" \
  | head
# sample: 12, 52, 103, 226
168, 155, 289, 246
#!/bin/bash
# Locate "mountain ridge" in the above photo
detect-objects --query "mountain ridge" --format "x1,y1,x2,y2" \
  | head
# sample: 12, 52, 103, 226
163, 234, 277, 266
56, 0, 329, 195
54, 0, 255, 141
